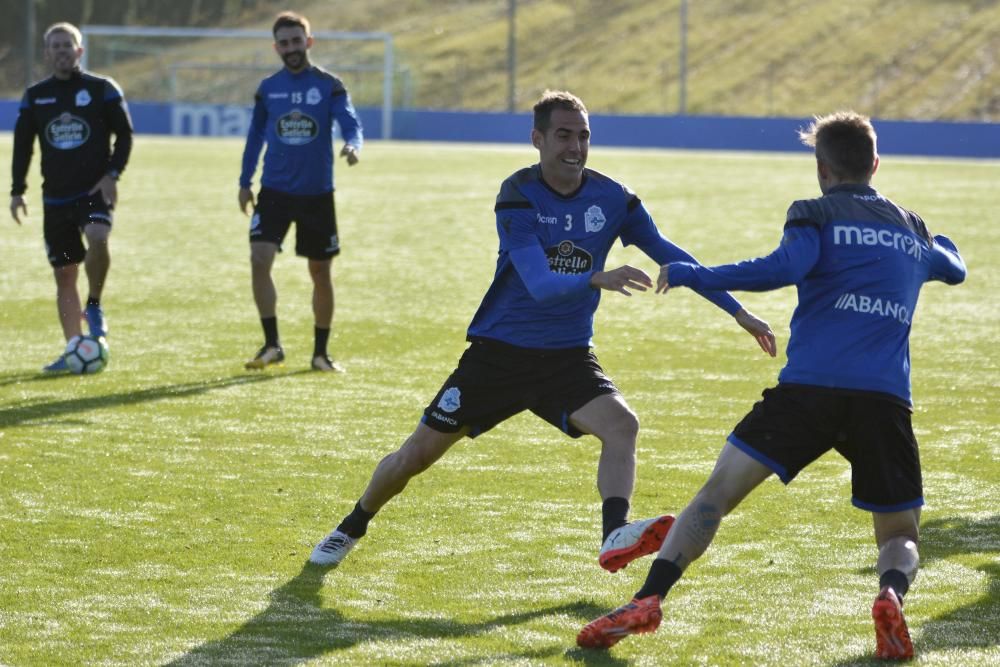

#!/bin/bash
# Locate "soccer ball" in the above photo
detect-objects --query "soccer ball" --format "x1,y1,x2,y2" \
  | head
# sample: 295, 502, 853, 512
65, 335, 109, 375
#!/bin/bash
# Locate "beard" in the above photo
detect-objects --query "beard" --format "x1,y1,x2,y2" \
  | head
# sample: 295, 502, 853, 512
281, 50, 306, 70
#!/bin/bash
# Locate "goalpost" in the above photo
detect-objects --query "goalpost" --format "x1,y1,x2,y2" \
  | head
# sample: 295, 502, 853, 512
80, 25, 395, 139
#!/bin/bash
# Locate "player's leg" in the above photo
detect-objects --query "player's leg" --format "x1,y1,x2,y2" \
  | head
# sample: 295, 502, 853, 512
245, 188, 290, 368
845, 396, 921, 660
42, 204, 85, 371
245, 241, 283, 368
310, 339, 525, 567
577, 442, 772, 648
299, 191, 341, 371
871, 509, 919, 660
307, 257, 341, 371
568, 392, 638, 502
309, 423, 467, 566
82, 216, 111, 338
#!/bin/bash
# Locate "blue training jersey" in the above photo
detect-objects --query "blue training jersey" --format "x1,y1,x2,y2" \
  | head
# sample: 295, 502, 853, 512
668, 183, 967, 404
467, 165, 743, 349
239, 65, 362, 196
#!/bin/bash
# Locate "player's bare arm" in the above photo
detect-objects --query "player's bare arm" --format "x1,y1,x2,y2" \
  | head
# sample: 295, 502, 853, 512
10, 195, 27, 224
656, 263, 672, 294
590, 265, 653, 296
734, 308, 777, 357
238, 187, 255, 215
88, 174, 118, 207
340, 144, 360, 166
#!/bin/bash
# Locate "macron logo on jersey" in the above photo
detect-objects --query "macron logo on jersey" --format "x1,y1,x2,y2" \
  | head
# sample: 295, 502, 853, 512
832, 225, 923, 261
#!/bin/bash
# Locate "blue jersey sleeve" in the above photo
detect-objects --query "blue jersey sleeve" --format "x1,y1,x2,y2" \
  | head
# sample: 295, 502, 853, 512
239, 92, 267, 188
332, 88, 363, 149
509, 245, 593, 303
668, 221, 822, 291
928, 234, 966, 284
620, 200, 742, 315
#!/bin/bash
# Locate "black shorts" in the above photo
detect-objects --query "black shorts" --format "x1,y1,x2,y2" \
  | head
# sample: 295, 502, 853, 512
422, 337, 621, 439
249, 187, 340, 260
729, 383, 922, 512
43, 193, 112, 267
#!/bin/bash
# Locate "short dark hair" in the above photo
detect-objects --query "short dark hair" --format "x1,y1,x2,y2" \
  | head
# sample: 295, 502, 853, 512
273, 11, 310, 38
533, 90, 588, 132
799, 111, 877, 182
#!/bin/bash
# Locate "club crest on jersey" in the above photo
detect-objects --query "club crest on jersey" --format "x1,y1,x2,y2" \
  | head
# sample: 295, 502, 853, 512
438, 387, 461, 413
75, 89, 91, 106
306, 86, 321, 105
546, 240, 593, 275
584, 205, 606, 233
276, 110, 319, 145
45, 112, 90, 149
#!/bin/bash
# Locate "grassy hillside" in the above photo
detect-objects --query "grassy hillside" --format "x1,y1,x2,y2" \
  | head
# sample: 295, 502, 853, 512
7, 0, 1000, 121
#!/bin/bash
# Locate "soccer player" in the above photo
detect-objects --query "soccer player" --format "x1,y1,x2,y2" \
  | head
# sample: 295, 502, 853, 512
577, 111, 967, 660
308, 90, 777, 572
10, 22, 132, 371
238, 11, 363, 372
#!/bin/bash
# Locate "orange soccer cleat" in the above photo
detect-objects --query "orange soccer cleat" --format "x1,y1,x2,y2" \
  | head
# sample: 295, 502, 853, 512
872, 586, 914, 660
577, 595, 662, 649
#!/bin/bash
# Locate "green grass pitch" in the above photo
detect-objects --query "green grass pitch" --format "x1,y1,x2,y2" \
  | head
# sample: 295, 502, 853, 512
0, 135, 997, 666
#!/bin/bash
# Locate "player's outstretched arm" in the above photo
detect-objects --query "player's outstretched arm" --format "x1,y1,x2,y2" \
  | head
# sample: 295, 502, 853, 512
734, 308, 777, 357
590, 265, 653, 297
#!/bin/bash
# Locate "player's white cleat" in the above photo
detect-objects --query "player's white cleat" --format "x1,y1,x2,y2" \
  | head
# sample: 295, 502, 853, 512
599, 515, 675, 573
309, 529, 357, 566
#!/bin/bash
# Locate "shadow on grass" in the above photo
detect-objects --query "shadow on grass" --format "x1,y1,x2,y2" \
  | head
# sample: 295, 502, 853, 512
166, 564, 627, 666
0, 371, 311, 427
832, 514, 1000, 666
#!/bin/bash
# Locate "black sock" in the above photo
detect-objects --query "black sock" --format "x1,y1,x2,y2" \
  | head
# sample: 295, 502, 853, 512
635, 558, 683, 600
879, 568, 910, 600
602, 497, 630, 542
261, 317, 279, 348
314, 326, 331, 358
86, 296, 100, 307
336, 501, 376, 539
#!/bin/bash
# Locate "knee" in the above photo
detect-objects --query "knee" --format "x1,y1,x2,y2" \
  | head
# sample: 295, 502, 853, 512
604, 406, 639, 447
85, 225, 110, 247
385, 442, 435, 478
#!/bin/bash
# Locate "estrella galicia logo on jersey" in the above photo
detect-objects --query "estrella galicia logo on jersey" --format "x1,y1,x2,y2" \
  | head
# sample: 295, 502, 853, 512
45, 113, 90, 150
546, 240, 593, 274
306, 86, 321, 105
584, 205, 606, 233
276, 110, 319, 145
75, 89, 91, 106
438, 387, 461, 413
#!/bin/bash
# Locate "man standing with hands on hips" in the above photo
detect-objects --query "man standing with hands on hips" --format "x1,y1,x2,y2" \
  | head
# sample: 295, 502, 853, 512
239, 11, 363, 373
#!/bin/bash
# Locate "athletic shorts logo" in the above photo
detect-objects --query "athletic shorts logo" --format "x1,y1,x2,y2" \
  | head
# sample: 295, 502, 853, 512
45, 113, 90, 149
249, 212, 262, 235
306, 87, 321, 105
584, 204, 606, 233
438, 387, 461, 413
276, 110, 319, 145
75, 89, 92, 106
546, 240, 593, 274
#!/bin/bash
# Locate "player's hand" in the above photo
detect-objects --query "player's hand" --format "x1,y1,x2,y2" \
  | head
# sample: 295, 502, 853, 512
735, 307, 777, 357
10, 195, 27, 224
340, 145, 360, 166
656, 264, 672, 294
590, 265, 653, 296
238, 188, 255, 215
88, 174, 118, 207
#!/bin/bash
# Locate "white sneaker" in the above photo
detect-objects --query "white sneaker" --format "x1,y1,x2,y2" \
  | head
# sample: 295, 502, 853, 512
598, 515, 675, 573
309, 529, 358, 566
